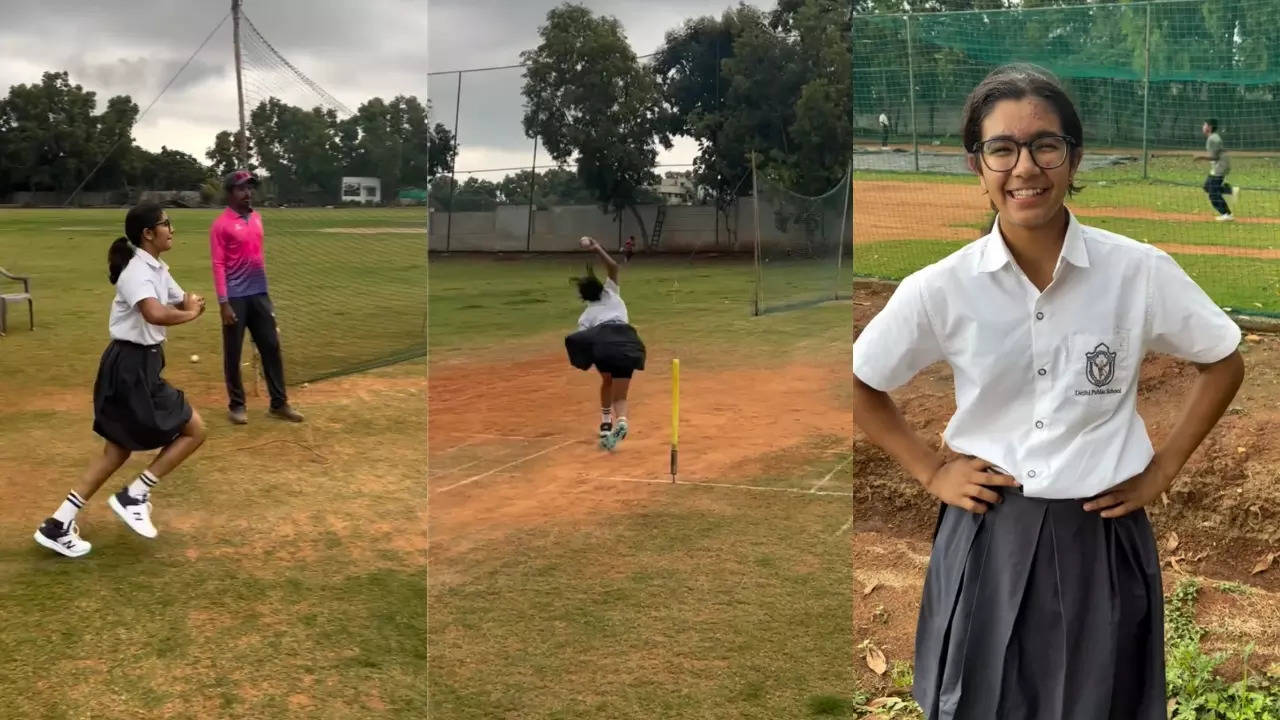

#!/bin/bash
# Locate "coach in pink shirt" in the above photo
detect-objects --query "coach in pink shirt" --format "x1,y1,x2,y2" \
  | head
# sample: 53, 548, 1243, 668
210, 170, 304, 425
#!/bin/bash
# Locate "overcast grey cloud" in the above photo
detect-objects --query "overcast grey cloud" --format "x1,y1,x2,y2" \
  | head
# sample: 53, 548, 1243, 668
0, 0, 428, 162
0, 0, 764, 174
427, 0, 771, 181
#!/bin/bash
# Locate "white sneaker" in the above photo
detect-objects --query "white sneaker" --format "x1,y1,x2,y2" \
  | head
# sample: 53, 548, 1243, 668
109, 491, 157, 538
1216, 213, 1234, 222
34, 518, 92, 558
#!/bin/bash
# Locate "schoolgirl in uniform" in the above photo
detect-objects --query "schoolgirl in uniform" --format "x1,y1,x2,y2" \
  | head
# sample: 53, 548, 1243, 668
564, 237, 646, 450
34, 204, 209, 557
851, 64, 1244, 719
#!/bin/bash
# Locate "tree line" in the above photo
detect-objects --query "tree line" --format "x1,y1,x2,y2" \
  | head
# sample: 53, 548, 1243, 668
434, 0, 855, 245
0, 70, 455, 203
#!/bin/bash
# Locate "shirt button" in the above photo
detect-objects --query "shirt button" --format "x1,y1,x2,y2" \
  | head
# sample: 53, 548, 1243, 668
1027, 470, 1037, 478
1035, 312, 1045, 320
1038, 368, 1047, 376
1035, 420, 1045, 429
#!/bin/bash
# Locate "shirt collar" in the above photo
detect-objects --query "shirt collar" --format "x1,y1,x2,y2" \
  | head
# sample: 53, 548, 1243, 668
134, 245, 165, 270
226, 206, 254, 221
975, 210, 1089, 273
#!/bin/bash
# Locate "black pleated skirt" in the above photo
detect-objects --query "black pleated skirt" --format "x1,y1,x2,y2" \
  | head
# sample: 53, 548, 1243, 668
913, 487, 1166, 720
564, 322, 647, 373
92, 340, 192, 451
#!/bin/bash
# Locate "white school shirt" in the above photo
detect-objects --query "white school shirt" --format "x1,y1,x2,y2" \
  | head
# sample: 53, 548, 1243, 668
576, 277, 629, 330
852, 212, 1241, 499
109, 247, 186, 346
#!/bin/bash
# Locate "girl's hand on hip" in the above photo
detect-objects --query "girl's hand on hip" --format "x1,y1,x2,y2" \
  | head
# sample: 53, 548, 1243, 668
924, 457, 1020, 514
1083, 457, 1176, 518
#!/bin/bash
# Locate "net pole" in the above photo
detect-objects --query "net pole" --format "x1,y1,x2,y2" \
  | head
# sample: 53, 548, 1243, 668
715, 36, 721, 249
751, 152, 763, 316
232, 0, 248, 167
526, 134, 537, 252
1141, 2, 1151, 180
446, 71, 462, 252
905, 13, 919, 172
834, 160, 851, 300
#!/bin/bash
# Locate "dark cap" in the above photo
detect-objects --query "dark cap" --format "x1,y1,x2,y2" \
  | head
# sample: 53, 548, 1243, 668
223, 169, 258, 190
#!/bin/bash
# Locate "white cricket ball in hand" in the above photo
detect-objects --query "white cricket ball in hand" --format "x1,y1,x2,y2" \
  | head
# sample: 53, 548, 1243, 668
190, 354, 200, 363
580, 236, 592, 249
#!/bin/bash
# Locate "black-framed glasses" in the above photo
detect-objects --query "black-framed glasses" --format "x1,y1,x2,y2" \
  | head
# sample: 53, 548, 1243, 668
970, 135, 1075, 172
153, 218, 173, 230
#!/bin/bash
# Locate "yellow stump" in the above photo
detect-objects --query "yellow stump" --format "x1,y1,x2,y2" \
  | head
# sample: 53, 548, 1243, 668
671, 358, 680, 482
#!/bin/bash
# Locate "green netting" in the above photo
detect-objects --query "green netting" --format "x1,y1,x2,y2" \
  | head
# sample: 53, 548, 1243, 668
852, 0, 1280, 318
239, 12, 427, 384
752, 164, 852, 315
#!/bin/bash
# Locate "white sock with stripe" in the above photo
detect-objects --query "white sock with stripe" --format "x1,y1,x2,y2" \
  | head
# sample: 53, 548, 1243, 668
126, 470, 159, 501
52, 491, 85, 524
601, 408, 612, 425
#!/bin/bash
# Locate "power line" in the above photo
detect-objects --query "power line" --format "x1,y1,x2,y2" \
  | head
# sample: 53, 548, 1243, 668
63, 11, 231, 206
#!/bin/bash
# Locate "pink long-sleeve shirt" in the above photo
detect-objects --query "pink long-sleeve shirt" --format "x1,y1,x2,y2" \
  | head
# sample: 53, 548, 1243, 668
209, 207, 269, 303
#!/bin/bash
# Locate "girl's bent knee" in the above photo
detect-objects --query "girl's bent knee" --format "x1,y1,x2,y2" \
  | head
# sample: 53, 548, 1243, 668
186, 412, 208, 443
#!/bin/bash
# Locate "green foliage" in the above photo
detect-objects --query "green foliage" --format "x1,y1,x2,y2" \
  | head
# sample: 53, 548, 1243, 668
496, 167, 596, 208
205, 129, 255, 176
520, 3, 672, 241
891, 660, 915, 689
852, 694, 924, 719
0, 71, 138, 194
1165, 580, 1280, 720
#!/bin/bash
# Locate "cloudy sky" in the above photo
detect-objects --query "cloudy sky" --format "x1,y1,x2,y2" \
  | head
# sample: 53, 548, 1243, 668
428, 0, 767, 181
0, 0, 759, 178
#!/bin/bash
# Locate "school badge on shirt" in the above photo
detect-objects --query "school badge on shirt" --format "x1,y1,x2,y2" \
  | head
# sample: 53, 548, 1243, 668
1086, 343, 1117, 387
1076, 342, 1122, 396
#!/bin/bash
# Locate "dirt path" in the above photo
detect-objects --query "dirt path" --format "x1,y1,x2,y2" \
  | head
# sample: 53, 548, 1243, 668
428, 351, 851, 563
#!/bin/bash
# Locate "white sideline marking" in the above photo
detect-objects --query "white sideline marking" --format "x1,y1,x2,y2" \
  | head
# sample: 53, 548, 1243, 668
459, 433, 560, 441
434, 437, 482, 456
605, 477, 851, 497
435, 439, 578, 492
810, 455, 853, 493
833, 518, 854, 537
428, 455, 489, 477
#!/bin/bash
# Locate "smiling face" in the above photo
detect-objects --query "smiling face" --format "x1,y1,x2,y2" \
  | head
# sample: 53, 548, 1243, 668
971, 96, 1080, 236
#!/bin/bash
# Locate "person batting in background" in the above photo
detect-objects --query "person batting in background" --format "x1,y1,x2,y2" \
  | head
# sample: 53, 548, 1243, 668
210, 170, 304, 425
35, 204, 208, 557
879, 109, 890, 148
1199, 118, 1240, 222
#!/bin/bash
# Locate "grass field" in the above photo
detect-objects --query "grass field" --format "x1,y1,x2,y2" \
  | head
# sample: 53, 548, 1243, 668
852, 170, 1280, 316
0, 208, 427, 718
428, 254, 855, 719
0, 208, 426, 383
